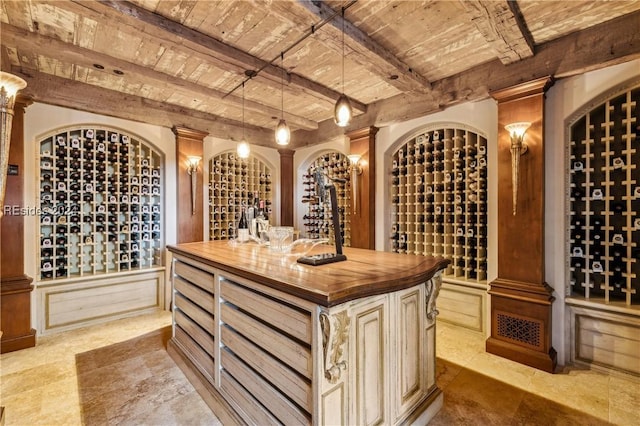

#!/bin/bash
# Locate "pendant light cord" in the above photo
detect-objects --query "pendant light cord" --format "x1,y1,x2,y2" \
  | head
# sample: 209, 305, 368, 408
242, 81, 245, 139
342, 6, 345, 94
223, 0, 357, 98
281, 52, 285, 119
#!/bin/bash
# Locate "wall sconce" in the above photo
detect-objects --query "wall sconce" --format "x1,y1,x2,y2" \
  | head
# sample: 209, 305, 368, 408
348, 154, 363, 214
0, 71, 27, 218
505, 122, 531, 215
186, 155, 201, 215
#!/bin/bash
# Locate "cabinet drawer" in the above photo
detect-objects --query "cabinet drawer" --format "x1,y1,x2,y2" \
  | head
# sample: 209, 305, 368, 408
221, 348, 310, 426
174, 292, 215, 335
220, 278, 312, 344
175, 261, 214, 293
175, 309, 215, 358
174, 276, 215, 315
174, 325, 215, 384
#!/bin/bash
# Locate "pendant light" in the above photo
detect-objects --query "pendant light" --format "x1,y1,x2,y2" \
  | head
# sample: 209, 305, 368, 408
237, 81, 250, 159
334, 6, 352, 127
275, 52, 291, 145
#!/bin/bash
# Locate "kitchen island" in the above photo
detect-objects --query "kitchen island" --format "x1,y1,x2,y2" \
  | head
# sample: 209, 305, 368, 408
167, 241, 449, 426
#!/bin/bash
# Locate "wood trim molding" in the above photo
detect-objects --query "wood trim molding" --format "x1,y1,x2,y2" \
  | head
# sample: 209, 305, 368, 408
0, 98, 35, 353
174, 127, 207, 243
278, 149, 295, 227
486, 78, 556, 372
347, 126, 377, 249
490, 76, 554, 103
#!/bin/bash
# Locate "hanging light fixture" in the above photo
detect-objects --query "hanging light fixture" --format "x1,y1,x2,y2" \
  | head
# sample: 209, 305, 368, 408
237, 81, 250, 159
275, 52, 291, 145
334, 6, 352, 127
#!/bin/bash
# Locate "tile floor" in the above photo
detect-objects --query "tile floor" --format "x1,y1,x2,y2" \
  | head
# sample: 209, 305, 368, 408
1, 311, 638, 425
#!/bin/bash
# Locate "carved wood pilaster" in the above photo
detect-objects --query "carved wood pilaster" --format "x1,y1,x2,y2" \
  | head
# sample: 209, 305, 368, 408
173, 126, 208, 243
1, 96, 36, 353
346, 127, 377, 249
487, 77, 557, 373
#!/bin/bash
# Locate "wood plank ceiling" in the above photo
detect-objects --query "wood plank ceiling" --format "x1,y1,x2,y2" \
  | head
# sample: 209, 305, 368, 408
1, 1, 639, 149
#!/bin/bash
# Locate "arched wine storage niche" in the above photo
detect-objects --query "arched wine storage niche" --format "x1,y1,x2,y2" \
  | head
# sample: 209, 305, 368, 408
36, 125, 166, 335
389, 125, 488, 282
302, 151, 352, 247
564, 80, 640, 377
566, 84, 639, 306
38, 126, 164, 280
208, 151, 273, 240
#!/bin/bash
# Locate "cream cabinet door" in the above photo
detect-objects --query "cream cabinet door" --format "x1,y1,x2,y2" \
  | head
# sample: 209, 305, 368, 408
349, 295, 390, 426
391, 285, 426, 423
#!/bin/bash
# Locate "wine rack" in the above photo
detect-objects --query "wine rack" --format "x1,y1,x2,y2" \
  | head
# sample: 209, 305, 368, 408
567, 85, 639, 306
303, 152, 351, 246
390, 127, 488, 281
38, 127, 163, 280
209, 151, 272, 240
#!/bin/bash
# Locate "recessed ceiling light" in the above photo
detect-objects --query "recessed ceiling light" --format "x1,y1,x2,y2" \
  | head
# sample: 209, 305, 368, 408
389, 74, 399, 80
113, 70, 124, 75
93, 64, 104, 70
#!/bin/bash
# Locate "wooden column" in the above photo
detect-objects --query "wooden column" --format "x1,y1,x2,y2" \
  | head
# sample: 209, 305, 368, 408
174, 126, 207, 244
279, 149, 295, 227
347, 127, 378, 249
1, 97, 36, 353
486, 77, 557, 373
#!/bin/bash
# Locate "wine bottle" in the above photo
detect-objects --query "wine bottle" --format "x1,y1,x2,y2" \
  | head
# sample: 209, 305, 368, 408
238, 207, 249, 242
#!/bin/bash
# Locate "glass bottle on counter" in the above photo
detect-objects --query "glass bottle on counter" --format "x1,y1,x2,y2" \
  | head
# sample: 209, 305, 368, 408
238, 207, 249, 242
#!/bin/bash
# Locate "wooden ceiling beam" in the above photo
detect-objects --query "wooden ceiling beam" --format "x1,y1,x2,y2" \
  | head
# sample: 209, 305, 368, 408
75, 0, 367, 113
295, 0, 431, 93
6, 66, 277, 146
294, 9, 640, 148
460, 0, 535, 64
1, 23, 318, 131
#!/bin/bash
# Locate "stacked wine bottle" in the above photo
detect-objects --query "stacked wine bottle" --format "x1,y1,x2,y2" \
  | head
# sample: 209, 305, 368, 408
568, 86, 639, 305
390, 127, 488, 281
39, 127, 163, 280
303, 152, 351, 246
209, 152, 272, 240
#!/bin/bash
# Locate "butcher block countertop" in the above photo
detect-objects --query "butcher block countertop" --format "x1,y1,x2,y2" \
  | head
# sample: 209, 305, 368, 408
168, 241, 450, 307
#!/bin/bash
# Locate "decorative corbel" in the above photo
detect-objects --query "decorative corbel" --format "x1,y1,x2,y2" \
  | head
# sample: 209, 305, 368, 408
425, 273, 443, 323
319, 310, 350, 384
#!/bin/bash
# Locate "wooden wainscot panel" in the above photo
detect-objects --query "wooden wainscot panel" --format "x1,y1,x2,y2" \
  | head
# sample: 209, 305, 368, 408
174, 292, 215, 335
175, 260, 215, 293
220, 303, 313, 379
575, 313, 640, 376
221, 325, 313, 412
437, 283, 485, 332
221, 348, 311, 425
174, 276, 215, 315
41, 271, 163, 333
220, 278, 312, 344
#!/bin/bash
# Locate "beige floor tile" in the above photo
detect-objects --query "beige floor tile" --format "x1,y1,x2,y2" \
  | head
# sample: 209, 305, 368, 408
464, 350, 537, 391
1, 311, 635, 425
608, 374, 640, 425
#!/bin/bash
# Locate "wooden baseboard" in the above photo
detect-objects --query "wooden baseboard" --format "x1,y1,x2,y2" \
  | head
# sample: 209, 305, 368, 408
0, 329, 36, 354
486, 336, 557, 373
167, 338, 244, 425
